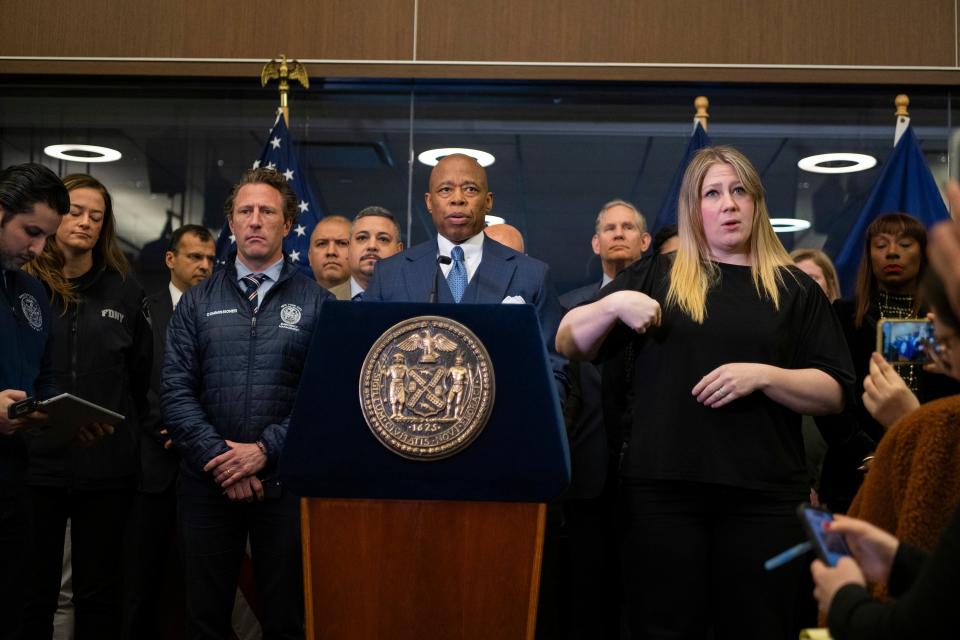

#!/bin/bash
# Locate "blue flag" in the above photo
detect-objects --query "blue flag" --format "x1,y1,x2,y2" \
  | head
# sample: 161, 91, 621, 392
652, 122, 713, 233
833, 126, 949, 295
215, 113, 321, 276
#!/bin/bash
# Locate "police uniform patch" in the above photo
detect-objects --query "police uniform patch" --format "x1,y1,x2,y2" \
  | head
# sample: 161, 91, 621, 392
279, 303, 302, 330
18, 293, 43, 331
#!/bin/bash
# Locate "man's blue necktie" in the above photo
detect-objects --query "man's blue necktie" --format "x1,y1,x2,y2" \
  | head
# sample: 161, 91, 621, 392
241, 273, 267, 312
447, 245, 467, 303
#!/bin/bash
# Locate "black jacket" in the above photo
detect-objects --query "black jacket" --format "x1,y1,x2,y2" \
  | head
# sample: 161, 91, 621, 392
26, 263, 152, 490
0, 269, 58, 487
138, 288, 178, 494
162, 258, 330, 494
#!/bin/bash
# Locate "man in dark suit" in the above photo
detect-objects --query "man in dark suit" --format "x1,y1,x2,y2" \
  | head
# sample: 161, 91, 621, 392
123, 224, 215, 640
364, 153, 566, 386
558, 199, 649, 639
331, 206, 403, 301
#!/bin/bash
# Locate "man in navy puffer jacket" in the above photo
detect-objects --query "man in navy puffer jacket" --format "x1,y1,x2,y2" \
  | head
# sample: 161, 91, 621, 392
162, 168, 330, 640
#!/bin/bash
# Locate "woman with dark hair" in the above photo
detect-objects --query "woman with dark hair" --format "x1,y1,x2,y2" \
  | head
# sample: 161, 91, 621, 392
558, 146, 854, 638
816, 213, 960, 514
22, 174, 151, 640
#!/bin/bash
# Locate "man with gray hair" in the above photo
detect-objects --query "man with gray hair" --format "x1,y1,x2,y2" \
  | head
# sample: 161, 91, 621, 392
591, 199, 651, 285
555, 198, 650, 638
329, 206, 404, 301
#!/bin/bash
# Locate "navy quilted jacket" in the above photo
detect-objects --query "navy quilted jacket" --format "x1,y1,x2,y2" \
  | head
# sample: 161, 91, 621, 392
162, 258, 330, 488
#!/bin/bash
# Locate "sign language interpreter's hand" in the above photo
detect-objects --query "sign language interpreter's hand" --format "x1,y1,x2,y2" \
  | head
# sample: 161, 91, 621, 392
692, 363, 771, 408
607, 290, 661, 334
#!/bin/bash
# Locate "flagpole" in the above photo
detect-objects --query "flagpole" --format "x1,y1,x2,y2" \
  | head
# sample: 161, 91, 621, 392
694, 96, 709, 132
894, 93, 910, 146
261, 54, 310, 125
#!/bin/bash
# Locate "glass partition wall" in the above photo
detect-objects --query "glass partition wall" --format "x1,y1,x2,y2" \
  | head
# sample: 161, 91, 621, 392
0, 77, 954, 293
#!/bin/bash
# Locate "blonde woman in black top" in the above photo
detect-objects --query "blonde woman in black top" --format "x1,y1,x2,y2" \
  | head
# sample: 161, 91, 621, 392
558, 146, 854, 639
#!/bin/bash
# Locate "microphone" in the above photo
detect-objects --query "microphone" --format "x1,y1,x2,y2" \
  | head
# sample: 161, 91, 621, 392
429, 255, 452, 303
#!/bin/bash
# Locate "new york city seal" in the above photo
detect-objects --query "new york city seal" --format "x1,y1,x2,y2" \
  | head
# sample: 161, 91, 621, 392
359, 316, 495, 460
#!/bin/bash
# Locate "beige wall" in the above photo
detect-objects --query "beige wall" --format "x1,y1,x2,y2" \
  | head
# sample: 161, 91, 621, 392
2, 0, 958, 83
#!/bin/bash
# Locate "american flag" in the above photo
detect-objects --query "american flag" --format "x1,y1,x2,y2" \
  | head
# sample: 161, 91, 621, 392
216, 111, 321, 277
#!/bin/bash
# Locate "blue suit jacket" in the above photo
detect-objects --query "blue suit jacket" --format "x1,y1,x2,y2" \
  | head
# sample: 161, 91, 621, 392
364, 236, 567, 395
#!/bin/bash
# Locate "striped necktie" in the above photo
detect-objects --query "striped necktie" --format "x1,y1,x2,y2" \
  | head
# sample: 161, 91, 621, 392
241, 273, 267, 312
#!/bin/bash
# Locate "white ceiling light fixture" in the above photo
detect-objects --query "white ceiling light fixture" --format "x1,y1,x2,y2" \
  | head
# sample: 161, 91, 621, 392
770, 218, 812, 233
44, 144, 122, 163
484, 215, 505, 226
798, 152, 876, 174
417, 147, 495, 167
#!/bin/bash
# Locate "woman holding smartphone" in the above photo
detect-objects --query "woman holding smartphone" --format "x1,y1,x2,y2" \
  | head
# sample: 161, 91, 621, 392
816, 214, 960, 514
557, 146, 855, 639
23, 174, 151, 639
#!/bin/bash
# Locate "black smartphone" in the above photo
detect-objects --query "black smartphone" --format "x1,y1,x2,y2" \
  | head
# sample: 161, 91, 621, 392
7, 396, 39, 420
797, 503, 851, 567
876, 318, 934, 364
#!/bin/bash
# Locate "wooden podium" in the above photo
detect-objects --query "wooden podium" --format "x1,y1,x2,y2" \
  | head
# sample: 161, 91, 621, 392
301, 499, 545, 639
282, 302, 570, 640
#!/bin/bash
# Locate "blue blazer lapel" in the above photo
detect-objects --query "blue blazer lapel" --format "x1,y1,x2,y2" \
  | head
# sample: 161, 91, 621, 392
402, 240, 441, 302
473, 237, 518, 303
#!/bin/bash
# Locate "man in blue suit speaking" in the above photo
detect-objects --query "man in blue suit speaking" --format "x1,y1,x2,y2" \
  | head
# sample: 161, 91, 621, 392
364, 153, 566, 391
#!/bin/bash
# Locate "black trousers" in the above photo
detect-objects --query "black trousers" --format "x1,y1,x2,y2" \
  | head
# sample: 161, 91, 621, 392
23, 486, 134, 640
0, 482, 31, 640
178, 489, 303, 640
122, 485, 183, 640
621, 481, 808, 640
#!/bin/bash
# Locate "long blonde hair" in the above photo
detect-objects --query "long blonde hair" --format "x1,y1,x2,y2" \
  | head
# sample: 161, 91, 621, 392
666, 146, 792, 323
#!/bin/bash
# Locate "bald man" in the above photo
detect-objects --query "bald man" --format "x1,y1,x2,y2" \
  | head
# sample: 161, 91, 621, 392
364, 153, 565, 389
307, 215, 351, 293
484, 223, 525, 253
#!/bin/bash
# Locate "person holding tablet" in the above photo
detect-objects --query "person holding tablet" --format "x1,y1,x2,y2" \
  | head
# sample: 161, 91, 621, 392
23, 174, 151, 640
0, 163, 69, 640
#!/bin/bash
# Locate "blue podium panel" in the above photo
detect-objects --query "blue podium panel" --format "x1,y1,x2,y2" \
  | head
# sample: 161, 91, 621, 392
281, 301, 570, 502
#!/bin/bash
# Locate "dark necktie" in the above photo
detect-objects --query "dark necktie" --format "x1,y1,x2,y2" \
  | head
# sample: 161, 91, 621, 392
352, 291, 364, 302
241, 273, 267, 312
447, 246, 467, 303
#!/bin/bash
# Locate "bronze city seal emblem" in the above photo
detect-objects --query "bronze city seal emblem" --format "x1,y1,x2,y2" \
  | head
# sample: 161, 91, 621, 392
359, 316, 495, 460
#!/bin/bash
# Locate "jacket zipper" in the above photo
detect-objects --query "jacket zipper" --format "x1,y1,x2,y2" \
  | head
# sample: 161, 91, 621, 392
70, 304, 79, 389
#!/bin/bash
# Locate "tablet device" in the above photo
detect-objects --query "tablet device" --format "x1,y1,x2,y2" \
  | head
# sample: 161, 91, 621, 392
30, 393, 124, 447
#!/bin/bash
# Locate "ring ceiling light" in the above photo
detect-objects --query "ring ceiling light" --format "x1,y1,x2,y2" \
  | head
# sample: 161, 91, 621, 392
44, 144, 122, 163
770, 218, 812, 233
418, 148, 495, 167
798, 153, 876, 174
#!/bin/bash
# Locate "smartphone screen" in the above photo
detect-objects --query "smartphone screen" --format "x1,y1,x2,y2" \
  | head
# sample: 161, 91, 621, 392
797, 504, 851, 567
876, 318, 933, 364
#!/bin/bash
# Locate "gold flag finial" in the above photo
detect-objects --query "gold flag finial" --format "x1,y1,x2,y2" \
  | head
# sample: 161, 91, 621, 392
261, 54, 310, 125
694, 96, 709, 131
895, 94, 910, 118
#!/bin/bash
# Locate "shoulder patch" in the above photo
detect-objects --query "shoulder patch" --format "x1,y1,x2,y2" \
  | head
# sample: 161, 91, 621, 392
18, 293, 43, 331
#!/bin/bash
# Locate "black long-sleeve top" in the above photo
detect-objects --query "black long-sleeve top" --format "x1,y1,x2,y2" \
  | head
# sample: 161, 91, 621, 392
827, 503, 960, 639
